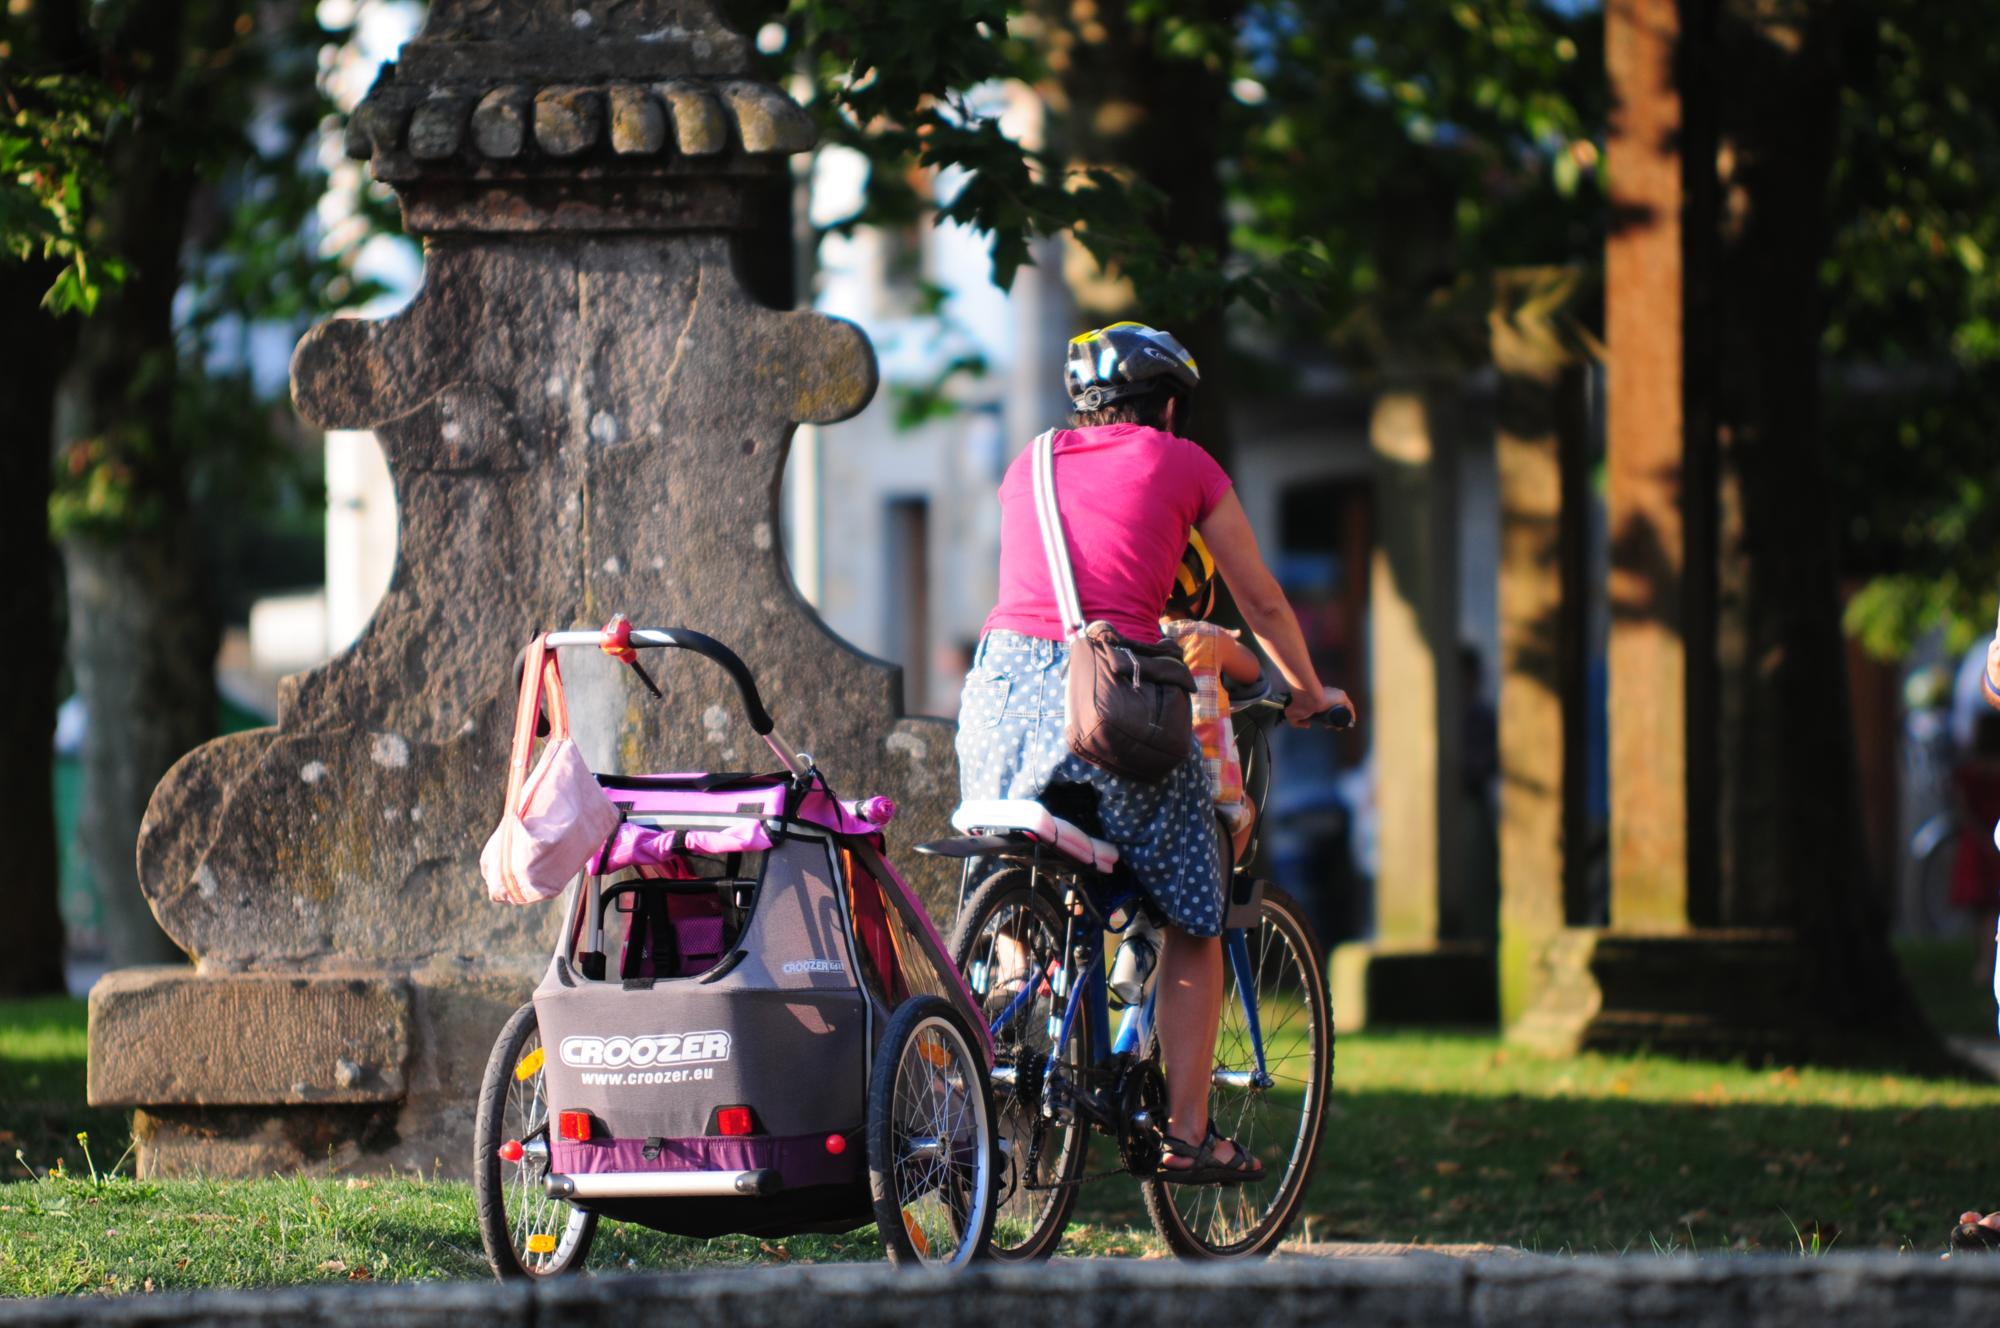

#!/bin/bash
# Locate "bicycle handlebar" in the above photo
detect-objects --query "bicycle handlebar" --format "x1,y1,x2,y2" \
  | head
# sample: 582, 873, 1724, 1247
544, 627, 775, 735
1231, 684, 1356, 731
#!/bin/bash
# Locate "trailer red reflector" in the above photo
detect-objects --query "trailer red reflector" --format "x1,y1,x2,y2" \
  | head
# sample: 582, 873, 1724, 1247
498, 1139, 526, 1163
824, 1133, 847, 1155
715, 1106, 754, 1137
557, 1111, 592, 1142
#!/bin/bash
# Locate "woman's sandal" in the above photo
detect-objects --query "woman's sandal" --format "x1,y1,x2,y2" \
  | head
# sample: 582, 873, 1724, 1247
1159, 1124, 1266, 1187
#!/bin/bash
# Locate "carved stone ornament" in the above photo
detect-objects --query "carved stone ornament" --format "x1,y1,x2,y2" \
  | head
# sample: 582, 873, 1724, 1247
98, 0, 959, 1178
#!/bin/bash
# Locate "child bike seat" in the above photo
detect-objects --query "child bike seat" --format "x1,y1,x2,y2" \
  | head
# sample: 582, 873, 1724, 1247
950, 800, 1122, 874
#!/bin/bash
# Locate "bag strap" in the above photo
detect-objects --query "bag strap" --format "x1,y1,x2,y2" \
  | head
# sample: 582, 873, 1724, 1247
503, 632, 573, 816
1030, 430, 1087, 639
495, 633, 542, 904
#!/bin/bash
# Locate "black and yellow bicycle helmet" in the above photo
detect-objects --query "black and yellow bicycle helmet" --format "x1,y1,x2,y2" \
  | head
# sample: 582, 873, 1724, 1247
1065, 321, 1200, 412
1165, 530, 1218, 620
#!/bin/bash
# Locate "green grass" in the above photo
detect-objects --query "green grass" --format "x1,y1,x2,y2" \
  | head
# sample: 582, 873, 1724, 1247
1895, 935, 1995, 1040
1083, 1030, 2000, 1256
0, 998, 1141, 1296
0, 996, 127, 1180
7, 957, 2000, 1295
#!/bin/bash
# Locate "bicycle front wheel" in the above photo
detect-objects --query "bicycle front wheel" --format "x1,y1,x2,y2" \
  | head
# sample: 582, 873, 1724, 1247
1141, 883, 1331, 1259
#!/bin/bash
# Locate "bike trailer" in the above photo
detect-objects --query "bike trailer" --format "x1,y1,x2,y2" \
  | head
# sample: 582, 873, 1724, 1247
528, 769, 986, 1238
477, 625, 996, 1272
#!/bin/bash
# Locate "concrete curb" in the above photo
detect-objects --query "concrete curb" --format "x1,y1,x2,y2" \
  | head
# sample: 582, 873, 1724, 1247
4, 1255, 2000, 1327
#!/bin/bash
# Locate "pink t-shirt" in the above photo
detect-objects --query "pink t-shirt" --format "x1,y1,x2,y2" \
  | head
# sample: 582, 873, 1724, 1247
982, 425, 1234, 644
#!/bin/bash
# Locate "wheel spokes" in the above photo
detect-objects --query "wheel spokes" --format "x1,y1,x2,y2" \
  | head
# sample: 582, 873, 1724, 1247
971, 901, 1075, 1250
498, 1030, 585, 1273
889, 1022, 983, 1262
1169, 911, 1320, 1250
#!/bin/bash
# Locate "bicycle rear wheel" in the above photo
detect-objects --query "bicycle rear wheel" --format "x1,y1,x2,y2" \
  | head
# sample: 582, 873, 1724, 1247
1141, 883, 1330, 1259
949, 868, 1090, 1261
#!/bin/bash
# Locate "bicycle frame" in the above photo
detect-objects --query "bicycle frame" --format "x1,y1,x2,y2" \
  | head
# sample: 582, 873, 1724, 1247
983, 867, 1275, 1100
972, 683, 1330, 1110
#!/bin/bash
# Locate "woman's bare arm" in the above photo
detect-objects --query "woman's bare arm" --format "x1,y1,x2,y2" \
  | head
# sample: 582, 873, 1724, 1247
1197, 490, 1353, 725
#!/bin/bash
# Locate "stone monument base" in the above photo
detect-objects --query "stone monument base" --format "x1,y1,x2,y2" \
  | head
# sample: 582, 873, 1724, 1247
1505, 928, 1931, 1063
1331, 941, 1497, 1033
89, 963, 538, 1178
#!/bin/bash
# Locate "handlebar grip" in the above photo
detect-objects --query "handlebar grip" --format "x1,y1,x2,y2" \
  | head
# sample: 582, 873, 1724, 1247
1264, 688, 1356, 730
642, 628, 775, 735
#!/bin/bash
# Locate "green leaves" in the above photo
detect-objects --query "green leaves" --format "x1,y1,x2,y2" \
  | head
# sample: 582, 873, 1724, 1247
0, 71, 127, 312
1230, 0, 1604, 364
1824, 1, 2000, 654
8, 0, 384, 551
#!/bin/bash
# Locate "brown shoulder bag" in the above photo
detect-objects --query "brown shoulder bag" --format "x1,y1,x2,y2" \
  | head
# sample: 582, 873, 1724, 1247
1030, 430, 1196, 784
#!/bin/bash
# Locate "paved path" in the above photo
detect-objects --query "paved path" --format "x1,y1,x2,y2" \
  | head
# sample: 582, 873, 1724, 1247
1287, 1240, 1529, 1261
4, 1254, 1998, 1327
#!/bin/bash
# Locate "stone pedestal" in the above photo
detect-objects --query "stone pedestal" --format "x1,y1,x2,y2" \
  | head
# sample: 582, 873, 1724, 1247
90, 0, 953, 1177
1506, 0, 1742, 1055
1506, 930, 1828, 1060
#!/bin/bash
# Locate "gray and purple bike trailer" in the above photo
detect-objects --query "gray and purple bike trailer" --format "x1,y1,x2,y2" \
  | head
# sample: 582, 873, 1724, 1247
475, 625, 997, 1273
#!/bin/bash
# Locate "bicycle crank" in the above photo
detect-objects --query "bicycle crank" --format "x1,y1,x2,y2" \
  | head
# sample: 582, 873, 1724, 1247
1114, 1059, 1167, 1176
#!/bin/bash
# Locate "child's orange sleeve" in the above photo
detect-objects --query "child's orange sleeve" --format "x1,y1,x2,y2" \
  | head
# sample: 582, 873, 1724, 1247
1217, 633, 1262, 684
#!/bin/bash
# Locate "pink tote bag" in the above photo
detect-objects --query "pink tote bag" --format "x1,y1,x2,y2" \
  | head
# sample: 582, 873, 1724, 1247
480, 633, 621, 905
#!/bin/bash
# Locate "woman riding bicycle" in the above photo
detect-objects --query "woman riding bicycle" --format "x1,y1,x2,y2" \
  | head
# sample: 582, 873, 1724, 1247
954, 321, 1355, 1185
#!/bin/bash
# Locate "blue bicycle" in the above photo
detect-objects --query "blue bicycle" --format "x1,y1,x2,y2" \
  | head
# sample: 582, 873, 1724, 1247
920, 681, 1346, 1259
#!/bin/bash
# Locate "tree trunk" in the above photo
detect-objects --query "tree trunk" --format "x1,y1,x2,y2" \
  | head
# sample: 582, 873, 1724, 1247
0, 0, 92, 995
1038, 0, 1241, 466
55, 0, 220, 970
1709, 0, 1921, 1029
63, 539, 214, 968
0, 263, 73, 995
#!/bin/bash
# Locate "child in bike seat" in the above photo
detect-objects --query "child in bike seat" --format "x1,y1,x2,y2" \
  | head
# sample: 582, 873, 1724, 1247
1159, 531, 1264, 865
1109, 533, 1265, 1011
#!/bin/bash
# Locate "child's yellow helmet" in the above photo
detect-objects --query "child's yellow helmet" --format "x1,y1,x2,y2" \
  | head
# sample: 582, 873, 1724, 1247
1167, 530, 1218, 619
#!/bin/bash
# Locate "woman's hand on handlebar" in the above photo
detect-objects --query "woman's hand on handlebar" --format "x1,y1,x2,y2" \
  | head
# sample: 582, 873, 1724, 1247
1285, 684, 1357, 730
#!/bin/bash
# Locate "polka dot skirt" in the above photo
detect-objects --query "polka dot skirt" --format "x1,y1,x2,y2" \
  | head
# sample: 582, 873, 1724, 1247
953, 629, 1224, 938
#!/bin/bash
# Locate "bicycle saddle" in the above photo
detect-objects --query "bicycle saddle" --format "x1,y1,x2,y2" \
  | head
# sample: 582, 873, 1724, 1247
950, 800, 1122, 874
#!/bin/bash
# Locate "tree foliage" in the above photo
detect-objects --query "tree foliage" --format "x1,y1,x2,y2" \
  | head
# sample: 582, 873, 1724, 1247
769, 0, 1600, 400
1230, 0, 1602, 362
775, 0, 1228, 303
0, 66, 125, 314
27, 0, 383, 547
1827, 3, 2000, 658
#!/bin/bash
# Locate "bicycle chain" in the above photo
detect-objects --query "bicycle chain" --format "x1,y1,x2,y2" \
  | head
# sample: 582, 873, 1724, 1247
1013, 1067, 1164, 1193
1023, 1164, 1151, 1192
1007, 1092, 1144, 1195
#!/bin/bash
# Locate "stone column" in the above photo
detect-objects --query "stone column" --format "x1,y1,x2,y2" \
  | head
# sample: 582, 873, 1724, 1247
1333, 386, 1493, 1030
88, 0, 954, 1176
1506, 0, 1889, 1059
1506, 0, 1727, 1055
1603, 0, 1718, 934
1489, 269, 1591, 1033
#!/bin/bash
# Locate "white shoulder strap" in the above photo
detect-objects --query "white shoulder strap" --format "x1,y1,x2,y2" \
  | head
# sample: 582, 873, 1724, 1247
1030, 430, 1086, 638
